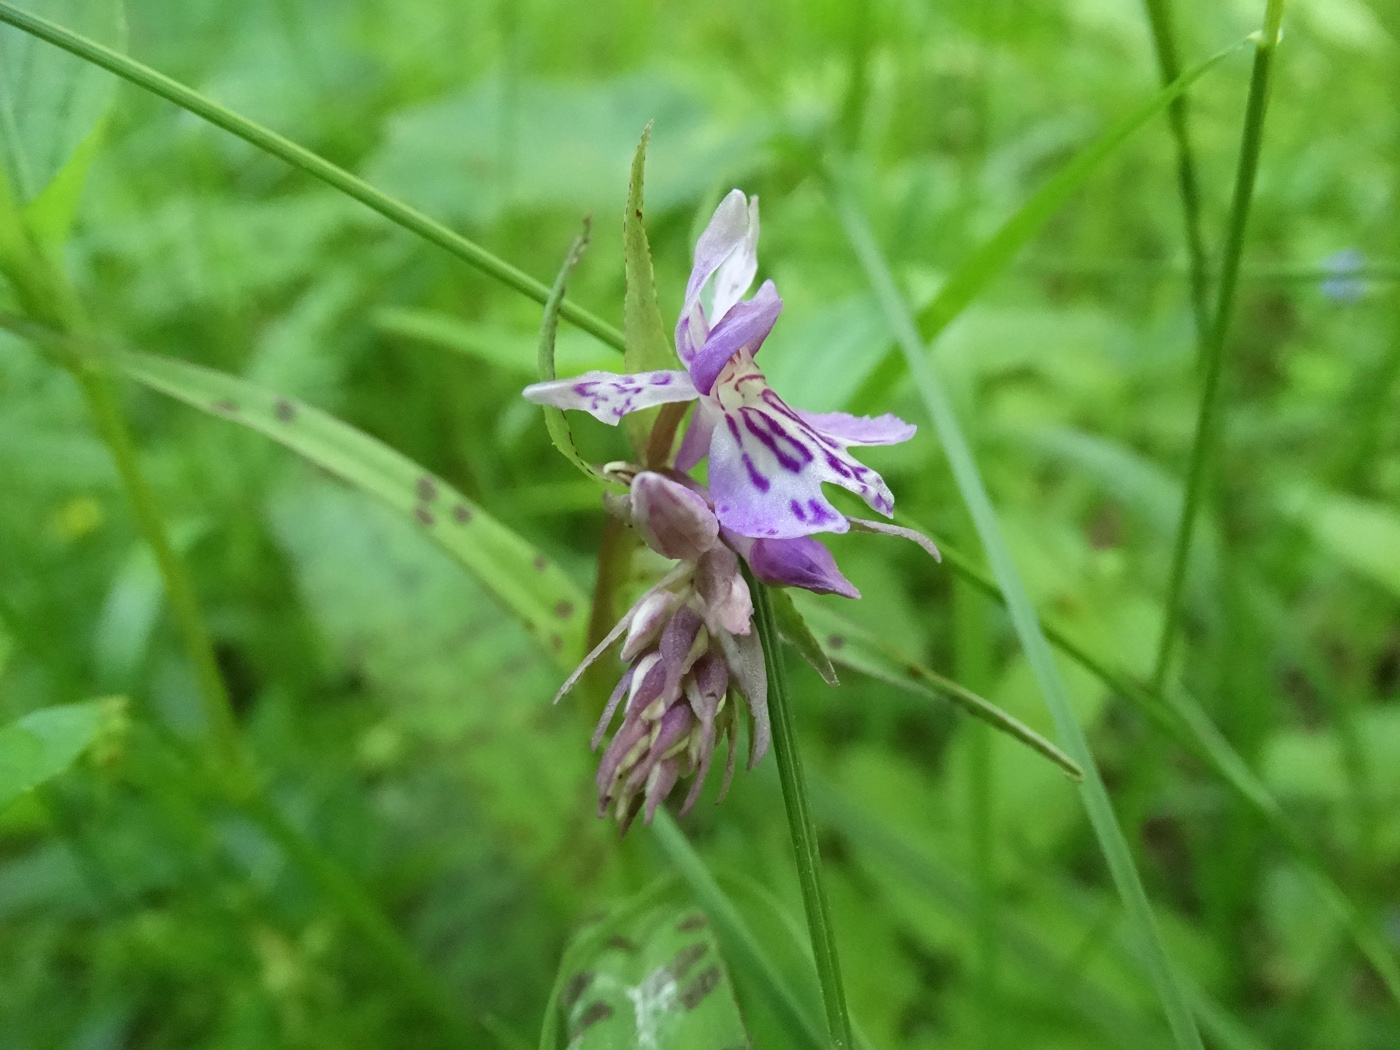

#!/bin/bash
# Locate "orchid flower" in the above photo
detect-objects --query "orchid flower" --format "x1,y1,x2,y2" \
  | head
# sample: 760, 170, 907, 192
529, 189, 941, 829
524, 190, 921, 542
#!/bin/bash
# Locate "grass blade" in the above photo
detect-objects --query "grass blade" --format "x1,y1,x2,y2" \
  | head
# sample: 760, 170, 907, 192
0, 0, 624, 351
116, 351, 590, 669
747, 573, 854, 1050
1153, 1, 1287, 688
833, 187, 1206, 1050
921, 525, 1400, 1008
789, 594, 1082, 780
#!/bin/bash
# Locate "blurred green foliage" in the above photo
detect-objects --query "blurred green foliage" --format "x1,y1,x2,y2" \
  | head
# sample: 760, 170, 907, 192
2, 0, 1399, 1047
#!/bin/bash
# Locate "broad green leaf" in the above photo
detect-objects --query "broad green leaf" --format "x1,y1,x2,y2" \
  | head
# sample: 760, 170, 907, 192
376, 308, 614, 378
622, 123, 679, 457
549, 898, 750, 1050
768, 587, 837, 686
650, 811, 826, 1050
1293, 489, 1400, 599
0, 698, 119, 811
118, 351, 589, 670
538, 224, 606, 481
0, 0, 124, 203
790, 594, 1081, 780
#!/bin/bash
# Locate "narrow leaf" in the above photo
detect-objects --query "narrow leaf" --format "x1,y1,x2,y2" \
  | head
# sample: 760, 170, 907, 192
791, 594, 1081, 780
835, 173, 1206, 1047
770, 587, 838, 686
0, 698, 119, 810
622, 123, 679, 457
538, 222, 606, 482
117, 352, 589, 670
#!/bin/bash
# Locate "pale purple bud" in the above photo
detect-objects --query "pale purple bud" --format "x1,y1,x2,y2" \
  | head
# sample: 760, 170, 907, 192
631, 471, 719, 561
744, 535, 860, 599
694, 545, 753, 635
621, 590, 679, 662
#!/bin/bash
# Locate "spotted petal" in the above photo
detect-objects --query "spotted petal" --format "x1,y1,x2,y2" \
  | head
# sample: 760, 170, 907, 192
706, 354, 897, 539
522, 369, 696, 425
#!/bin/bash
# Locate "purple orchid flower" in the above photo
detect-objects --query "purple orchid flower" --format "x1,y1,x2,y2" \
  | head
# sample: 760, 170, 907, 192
529, 189, 943, 830
524, 190, 918, 541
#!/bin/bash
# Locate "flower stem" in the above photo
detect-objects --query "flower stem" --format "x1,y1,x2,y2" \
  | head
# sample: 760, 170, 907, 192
1152, 0, 1286, 691
747, 572, 854, 1050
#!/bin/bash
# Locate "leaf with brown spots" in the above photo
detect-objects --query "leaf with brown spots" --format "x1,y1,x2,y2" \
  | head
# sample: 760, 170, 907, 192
118, 351, 589, 671
541, 883, 750, 1050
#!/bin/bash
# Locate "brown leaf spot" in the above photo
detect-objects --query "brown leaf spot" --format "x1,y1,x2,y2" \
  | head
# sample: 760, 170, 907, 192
274, 398, 297, 422
603, 934, 637, 953
416, 476, 438, 502
551, 634, 564, 651
561, 971, 594, 1011
668, 942, 708, 982
826, 634, 846, 650
555, 600, 574, 619
680, 965, 721, 1010
414, 506, 435, 527
452, 503, 472, 524
534, 554, 549, 571
576, 1000, 613, 1031
676, 914, 708, 933
212, 399, 239, 414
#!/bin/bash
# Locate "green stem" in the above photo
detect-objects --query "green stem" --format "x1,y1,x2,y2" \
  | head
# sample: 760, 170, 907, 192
748, 572, 854, 1050
74, 359, 242, 763
1141, 0, 1212, 346
0, 1, 625, 353
1152, 0, 1286, 690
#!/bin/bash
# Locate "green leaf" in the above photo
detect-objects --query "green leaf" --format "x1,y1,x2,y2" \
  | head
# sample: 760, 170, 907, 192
1293, 489, 1400, 599
117, 351, 590, 670
621, 123, 679, 458
0, 699, 119, 811
538, 223, 607, 482
769, 587, 838, 686
548, 895, 751, 1050
790, 593, 1081, 780
650, 811, 827, 1050
0, 0, 124, 205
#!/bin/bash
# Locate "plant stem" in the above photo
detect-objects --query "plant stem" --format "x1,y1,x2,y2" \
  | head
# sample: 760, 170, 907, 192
1152, 0, 1286, 691
748, 572, 854, 1050
1141, 0, 1212, 346
0, 1, 625, 354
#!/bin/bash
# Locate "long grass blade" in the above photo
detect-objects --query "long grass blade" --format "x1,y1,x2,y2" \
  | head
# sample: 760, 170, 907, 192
833, 187, 1206, 1050
920, 525, 1400, 1007
0, 1, 625, 352
1152, 1, 1286, 688
748, 573, 854, 1049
